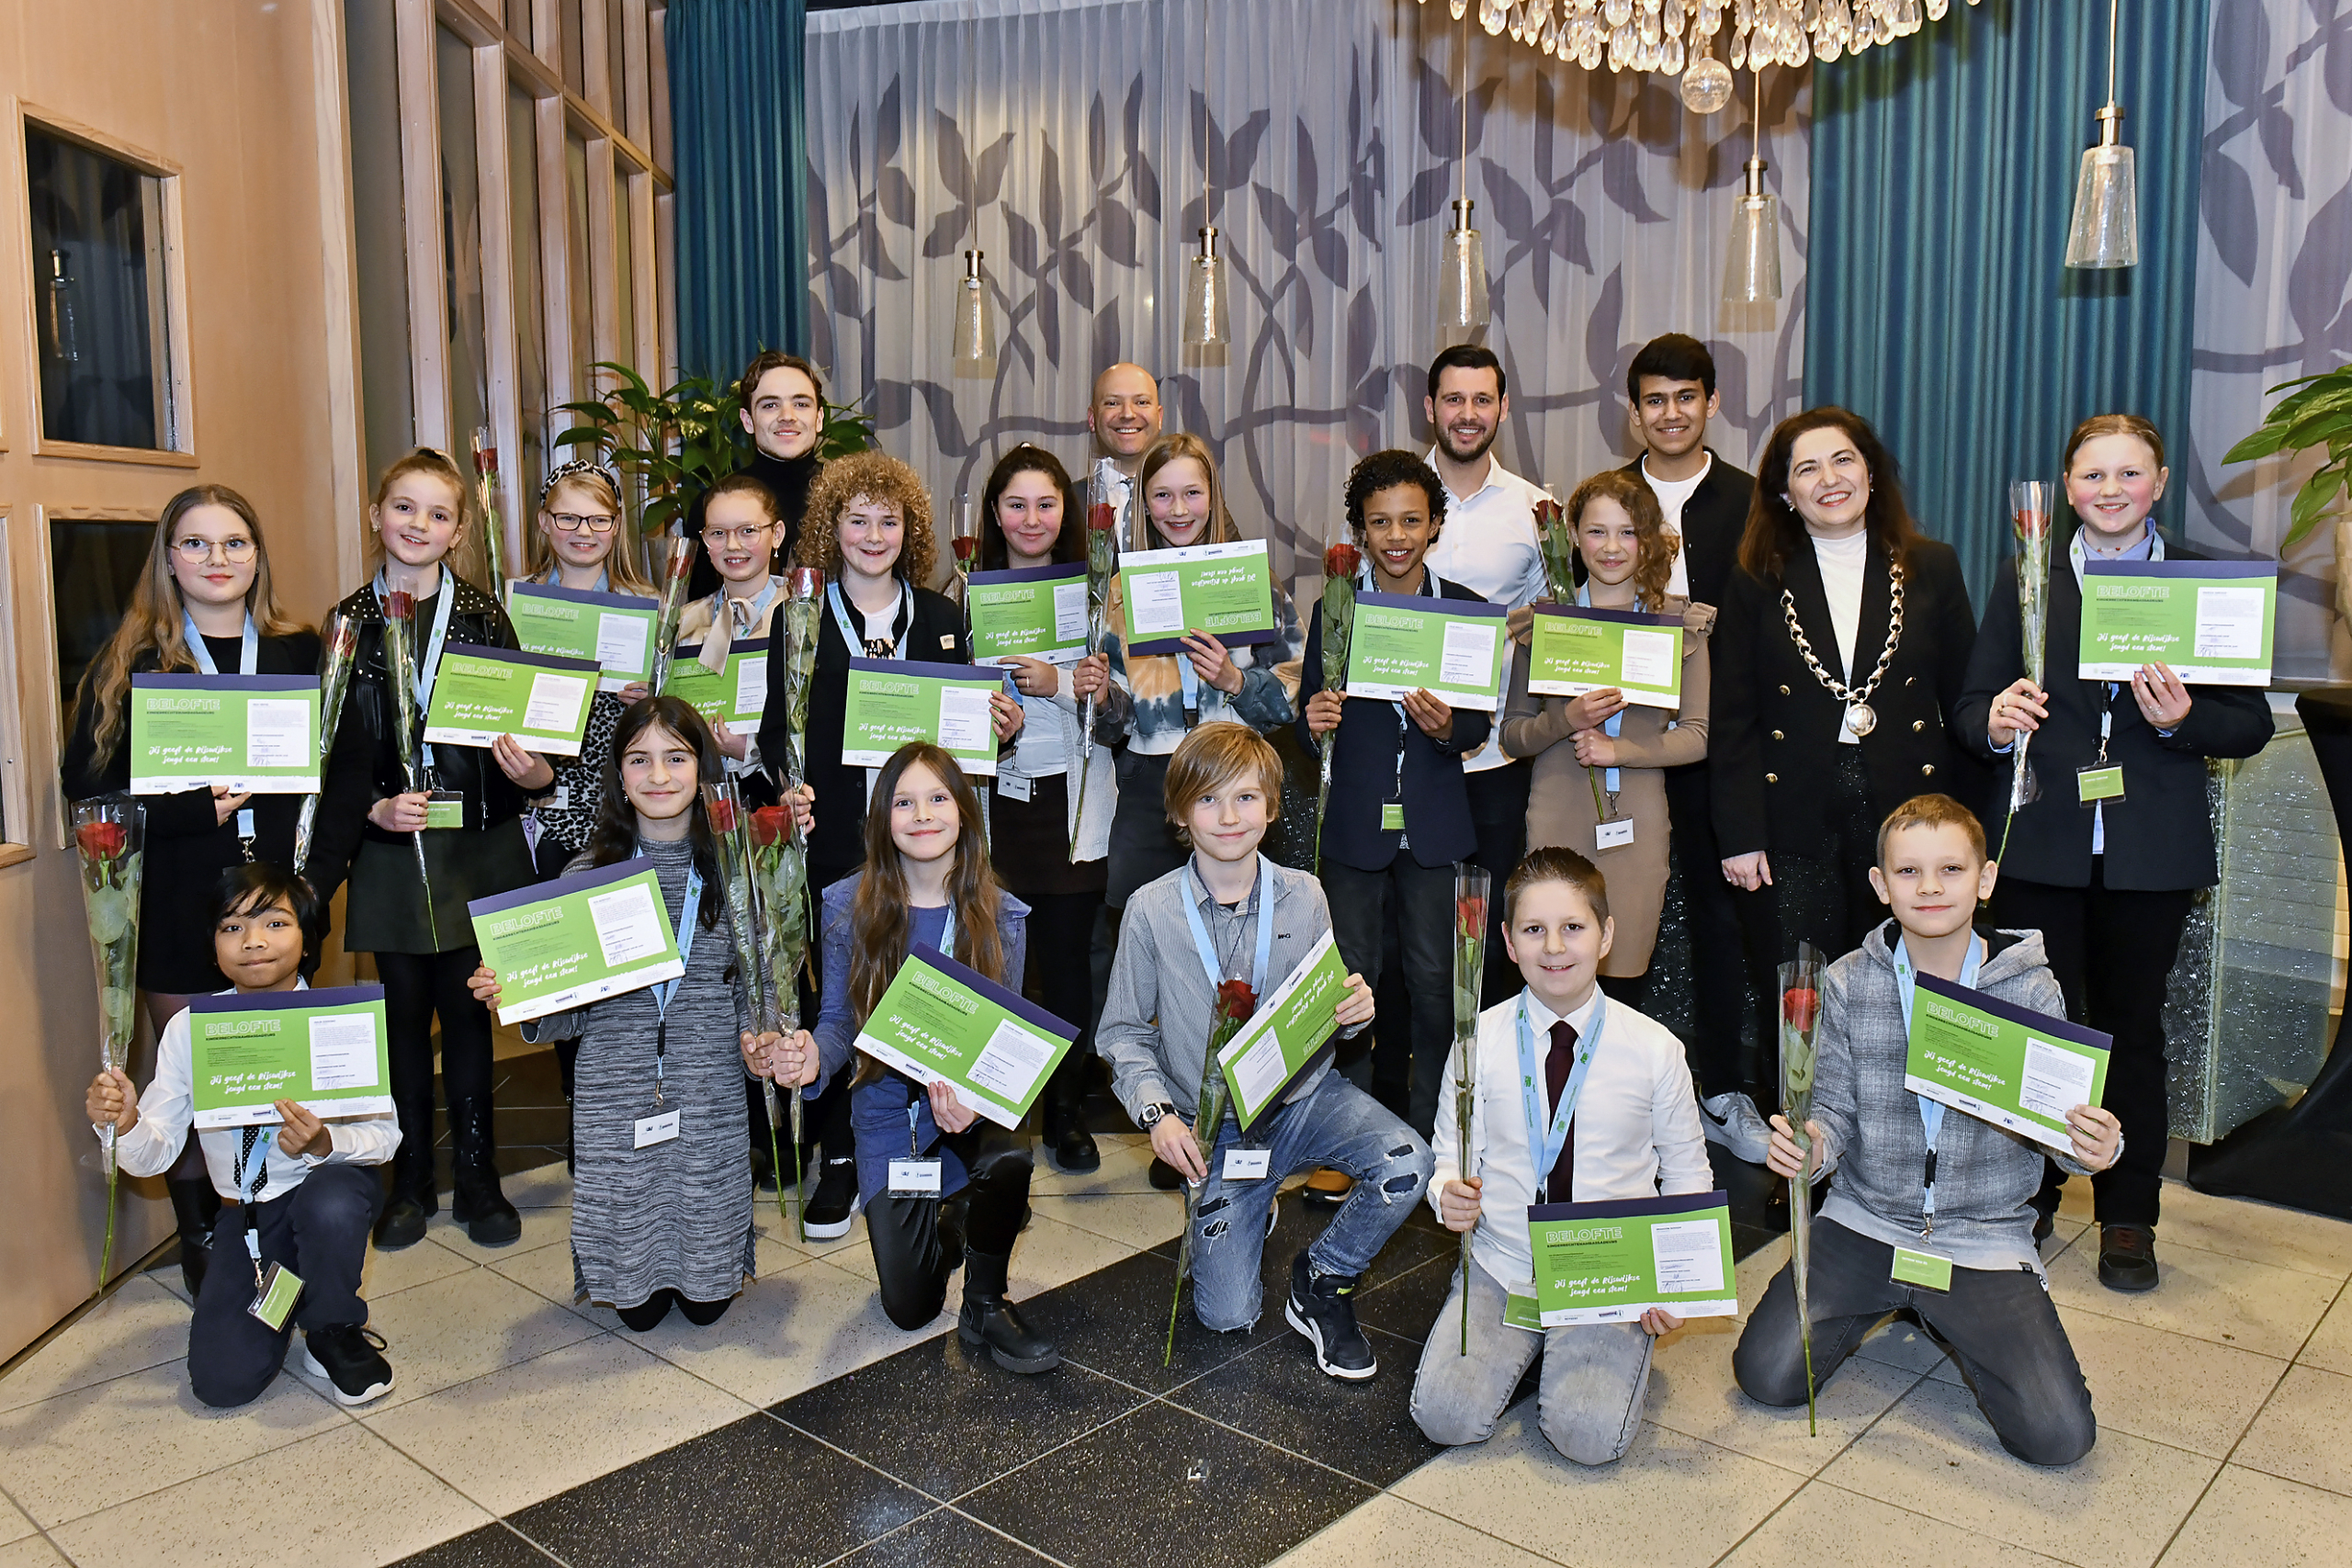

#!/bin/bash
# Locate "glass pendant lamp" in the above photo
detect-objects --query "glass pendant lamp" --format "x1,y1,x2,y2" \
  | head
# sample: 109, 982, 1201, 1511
1437, 198, 1489, 342
1181, 227, 1231, 347
2064, 0, 2139, 269
950, 250, 997, 371
1722, 67, 1781, 302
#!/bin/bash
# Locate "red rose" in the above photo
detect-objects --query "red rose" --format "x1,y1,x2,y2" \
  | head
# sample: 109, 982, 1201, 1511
787, 566, 824, 599
1781, 987, 1819, 1032
1323, 542, 1363, 580
1456, 895, 1486, 934
952, 536, 978, 563
1533, 497, 1563, 530
664, 537, 697, 580
750, 805, 791, 848
1216, 978, 1258, 1021
384, 591, 414, 620
477, 445, 499, 475
1086, 502, 1116, 533
707, 796, 738, 833
75, 821, 126, 862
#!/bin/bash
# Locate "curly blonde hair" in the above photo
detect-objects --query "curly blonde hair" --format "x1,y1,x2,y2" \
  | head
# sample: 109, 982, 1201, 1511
1566, 468, 1678, 613
794, 451, 936, 586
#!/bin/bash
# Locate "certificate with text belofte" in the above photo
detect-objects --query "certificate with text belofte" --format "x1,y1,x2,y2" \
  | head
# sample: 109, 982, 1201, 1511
1904, 972, 2112, 1156
1525, 604, 1685, 707
1343, 591, 1509, 711
1527, 1190, 1737, 1327
1117, 539, 1279, 655
129, 675, 321, 795
187, 986, 392, 1130
467, 857, 684, 1024
508, 581, 660, 690
968, 564, 1091, 666
669, 637, 772, 726
841, 658, 1004, 776
2078, 559, 2277, 684
853, 943, 1079, 1129
423, 642, 601, 755
1216, 931, 1352, 1129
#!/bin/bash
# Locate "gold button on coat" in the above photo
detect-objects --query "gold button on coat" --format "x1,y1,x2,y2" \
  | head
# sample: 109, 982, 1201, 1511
1779, 684, 1791, 695
1912, 720, 1926, 732
1765, 773, 1779, 784
1771, 729, 1783, 740
1921, 763, 1935, 776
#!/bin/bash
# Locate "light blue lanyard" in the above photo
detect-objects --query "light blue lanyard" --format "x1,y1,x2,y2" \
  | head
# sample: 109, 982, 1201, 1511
1359, 564, 1437, 803
648, 865, 705, 1096
714, 577, 784, 640
1892, 933, 1984, 1232
1575, 586, 1623, 795
1179, 855, 1276, 998
182, 611, 257, 675
826, 580, 907, 659
1515, 991, 1606, 1186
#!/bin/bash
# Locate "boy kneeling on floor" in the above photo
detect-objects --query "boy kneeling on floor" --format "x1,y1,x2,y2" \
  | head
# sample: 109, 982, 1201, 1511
1733, 794, 2120, 1466
86, 863, 399, 1409
1414, 846, 1713, 1464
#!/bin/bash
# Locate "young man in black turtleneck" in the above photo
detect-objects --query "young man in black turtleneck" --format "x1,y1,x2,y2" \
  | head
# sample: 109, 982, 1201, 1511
689, 350, 828, 600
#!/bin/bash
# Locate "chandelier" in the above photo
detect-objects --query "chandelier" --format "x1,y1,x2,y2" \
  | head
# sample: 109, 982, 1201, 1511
1425, 0, 1979, 86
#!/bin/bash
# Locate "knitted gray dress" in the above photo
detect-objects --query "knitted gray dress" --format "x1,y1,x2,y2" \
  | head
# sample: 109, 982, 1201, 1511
523, 835, 758, 1307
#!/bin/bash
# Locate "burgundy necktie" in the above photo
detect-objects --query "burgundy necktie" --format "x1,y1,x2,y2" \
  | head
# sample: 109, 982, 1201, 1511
1544, 1018, 1579, 1204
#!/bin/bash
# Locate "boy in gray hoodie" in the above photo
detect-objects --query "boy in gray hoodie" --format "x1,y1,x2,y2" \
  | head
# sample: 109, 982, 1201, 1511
1732, 795, 2122, 1466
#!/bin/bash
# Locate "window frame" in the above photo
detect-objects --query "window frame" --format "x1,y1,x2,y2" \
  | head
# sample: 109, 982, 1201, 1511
0, 506, 32, 867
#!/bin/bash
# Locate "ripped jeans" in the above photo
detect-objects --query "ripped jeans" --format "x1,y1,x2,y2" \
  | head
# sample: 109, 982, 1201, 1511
1187, 1071, 1433, 1332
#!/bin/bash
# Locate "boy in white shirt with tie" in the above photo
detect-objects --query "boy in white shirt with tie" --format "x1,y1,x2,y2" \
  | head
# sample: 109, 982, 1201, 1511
1412, 846, 1712, 1463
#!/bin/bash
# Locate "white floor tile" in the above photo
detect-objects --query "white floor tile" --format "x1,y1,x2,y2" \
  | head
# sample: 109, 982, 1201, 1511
2227, 1363, 2352, 1497
2057, 1307, 2287, 1459
1645, 1314, 1924, 1477
1029, 1137, 1160, 1198
1716, 1483, 2075, 1567
1269, 1492, 1559, 1567
313, 1266, 604, 1412
2146, 1185, 2352, 1280
498, 1164, 575, 1209
421, 1202, 575, 1257
2156, 1462, 2352, 1566
0, 1278, 190, 1416
482, 1237, 624, 1329
0, 1539, 65, 1568
2292, 1282, 2352, 1377
2045, 1235, 2341, 1360
359, 1231, 482, 1302
0, 1495, 33, 1546
1032, 1189, 1184, 1250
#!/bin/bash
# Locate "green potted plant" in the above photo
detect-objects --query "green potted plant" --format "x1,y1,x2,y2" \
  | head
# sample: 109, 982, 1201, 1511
2223, 365, 2352, 619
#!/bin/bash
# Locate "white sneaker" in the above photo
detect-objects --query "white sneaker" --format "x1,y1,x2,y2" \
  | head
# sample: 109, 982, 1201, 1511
1699, 1091, 1772, 1165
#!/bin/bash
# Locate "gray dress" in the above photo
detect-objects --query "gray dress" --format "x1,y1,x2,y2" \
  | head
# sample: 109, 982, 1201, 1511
524, 835, 757, 1307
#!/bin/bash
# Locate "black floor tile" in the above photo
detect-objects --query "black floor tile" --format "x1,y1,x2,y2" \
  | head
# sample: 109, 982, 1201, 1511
956, 1399, 1375, 1568
773, 1334, 1148, 1498
1029, 1248, 1276, 1394
830, 1507, 1057, 1566
1162, 1325, 1441, 1487
1732, 1222, 1785, 1265
1712, 1141, 1789, 1236
390, 1524, 563, 1568
505, 1413, 930, 1568
1352, 1252, 1461, 1343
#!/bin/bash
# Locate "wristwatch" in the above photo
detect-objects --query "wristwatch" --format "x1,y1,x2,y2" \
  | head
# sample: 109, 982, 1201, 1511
1137, 1100, 1178, 1130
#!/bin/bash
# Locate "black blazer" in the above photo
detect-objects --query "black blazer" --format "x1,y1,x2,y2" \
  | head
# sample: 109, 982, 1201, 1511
1617, 449, 1755, 614
308, 577, 531, 906
1295, 575, 1492, 872
766, 582, 973, 874
60, 628, 323, 993
1954, 537, 2274, 891
1711, 535, 1981, 859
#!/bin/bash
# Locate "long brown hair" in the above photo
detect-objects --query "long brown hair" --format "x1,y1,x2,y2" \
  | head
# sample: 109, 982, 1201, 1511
978, 445, 1080, 570
76, 484, 307, 765
523, 467, 656, 594
1736, 406, 1925, 582
1566, 468, 1677, 613
1135, 433, 1235, 550
848, 744, 1007, 1075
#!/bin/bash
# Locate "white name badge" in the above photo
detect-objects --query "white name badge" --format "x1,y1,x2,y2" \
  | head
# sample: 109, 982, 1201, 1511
888, 1158, 944, 1195
1222, 1147, 1272, 1180
633, 1110, 681, 1148
998, 772, 1034, 803
1595, 818, 1635, 851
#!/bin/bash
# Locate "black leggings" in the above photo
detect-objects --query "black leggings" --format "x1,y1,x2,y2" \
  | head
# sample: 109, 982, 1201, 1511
866, 1127, 1033, 1329
616, 1291, 733, 1331
376, 947, 496, 1114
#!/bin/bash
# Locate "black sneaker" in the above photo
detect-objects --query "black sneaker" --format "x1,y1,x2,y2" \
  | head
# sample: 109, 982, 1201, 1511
803, 1158, 860, 1240
1148, 1156, 1183, 1191
2098, 1224, 2159, 1292
1283, 1251, 1376, 1381
301, 1324, 395, 1406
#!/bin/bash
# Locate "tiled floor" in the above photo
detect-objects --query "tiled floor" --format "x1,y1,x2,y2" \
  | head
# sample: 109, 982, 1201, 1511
5, 1121, 2350, 1568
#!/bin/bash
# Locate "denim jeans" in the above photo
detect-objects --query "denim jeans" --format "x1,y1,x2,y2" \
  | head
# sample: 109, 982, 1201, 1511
1323, 855, 1457, 1139
1187, 1073, 1433, 1332
1733, 1215, 2097, 1466
1411, 1257, 1656, 1465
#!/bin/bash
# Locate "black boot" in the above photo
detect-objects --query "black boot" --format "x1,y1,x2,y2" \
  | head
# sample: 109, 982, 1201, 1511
166, 1177, 220, 1297
373, 1094, 438, 1250
448, 1097, 522, 1247
956, 1248, 1059, 1373
1041, 1053, 1100, 1173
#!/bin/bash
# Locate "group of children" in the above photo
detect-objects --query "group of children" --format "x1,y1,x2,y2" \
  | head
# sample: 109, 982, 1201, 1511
70, 342, 2249, 1478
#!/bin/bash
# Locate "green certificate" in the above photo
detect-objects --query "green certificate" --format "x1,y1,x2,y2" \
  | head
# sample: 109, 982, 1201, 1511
968, 564, 1090, 665
187, 985, 392, 1131
1117, 539, 1280, 655
842, 658, 1003, 775
1528, 1190, 1737, 1327
423, 642, 600, 756
1525, 604, 1684, 707
667, 637, 772, 726
2077, 559, 2277, 685
1216, 931, 1352, 1129
1343, 590, 1510, 712
853, 943, 1079, 1129
467, 857, 685, 1024
129, 675, 321, 795
507, 581, 660, 690
1904, 972, 2112, 1155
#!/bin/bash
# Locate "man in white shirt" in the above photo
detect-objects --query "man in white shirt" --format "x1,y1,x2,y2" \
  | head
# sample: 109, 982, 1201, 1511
1419, 345, 1548, 1007
1080, 361, 1165, 523
1412, 847, 1712, 1465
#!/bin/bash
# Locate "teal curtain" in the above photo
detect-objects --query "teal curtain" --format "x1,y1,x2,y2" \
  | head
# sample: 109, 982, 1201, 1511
667, 0, 810, 380
1804, 0, 2210, 603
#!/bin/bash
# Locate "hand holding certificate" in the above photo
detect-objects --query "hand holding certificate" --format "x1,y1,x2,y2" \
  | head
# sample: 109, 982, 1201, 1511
1527, 1191, 1737, 1327
468, 858, 685, 1023
1902, 971, 2113, 1156
1118, 539, 1279, 655
1526, 604, 1684, 706
2077, 560, 2278, 684
187, 987, 393, 1130
507, 581, 661, 690
130, 676, 322, 795
423, 643, 600, 755
1343, 592, 1509, 712
1215, 931, 1353, 1128
851, 943, 1078, 1129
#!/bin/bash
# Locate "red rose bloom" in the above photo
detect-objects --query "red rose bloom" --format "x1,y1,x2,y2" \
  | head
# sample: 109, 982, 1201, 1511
787, 566, 824, 599
1533, 497, 1563, 530
750, 805, 791, 848
384, 591, 414, 620
707, 796, 738, 834
75, 821, 127, 862
1456, 895, 1486, 934
952, 536, 978, 563
1781, 987, 1819, 1032
1215, 978, 1258, 1021
1323, 542, 1362, 580
1087, 502, 1116, 533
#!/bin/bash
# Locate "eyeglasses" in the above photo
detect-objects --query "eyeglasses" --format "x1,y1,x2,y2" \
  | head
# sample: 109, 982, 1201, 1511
702, 524, 773, 547
550, 513, 618, 534
173, 536, 257, 564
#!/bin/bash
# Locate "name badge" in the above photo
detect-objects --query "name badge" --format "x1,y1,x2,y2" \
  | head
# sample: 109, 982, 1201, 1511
1891, 1246, 1954, 1292
548, 784, 570, 811
633, 1110, 681, 1148
235, 807, 256, 841
1222, 1147, 1272, 1180
248, 1261, 304, 1330
2076, 766, 2125, 804
425, 790, 466, 829
999, 773, 1034, 803
1503, 1291, 1544, 1333
1595, 818, 1635, 851
1380, 801, 1406, 832
888, 1158, 943, 1195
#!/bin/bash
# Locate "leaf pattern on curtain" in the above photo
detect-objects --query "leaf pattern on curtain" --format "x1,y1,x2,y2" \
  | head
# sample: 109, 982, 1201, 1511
2187, 0, 2352, 680
804, 0, 1807, 599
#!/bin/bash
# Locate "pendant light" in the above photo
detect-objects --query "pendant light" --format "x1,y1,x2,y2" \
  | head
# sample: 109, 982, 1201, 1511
1181, 0, 1231, 349
1435, 17, 1489, 342
2063, 0, 2139, 269
945, 61, 999, 372
1722, 63, 1781, 302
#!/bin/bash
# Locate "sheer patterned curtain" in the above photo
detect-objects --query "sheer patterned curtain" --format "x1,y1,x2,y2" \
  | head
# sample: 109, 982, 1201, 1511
804, 0, 1807, 597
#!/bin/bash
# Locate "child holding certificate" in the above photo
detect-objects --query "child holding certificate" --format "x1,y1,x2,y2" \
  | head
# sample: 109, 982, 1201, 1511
86, 864, 399, 1410
771, 452, 1023, 1238
1097, 725, 1421, 1381
1298, 448, 1492, 1136
794, 742, 1060, 1371
681, 471, 794, 784
1958, 415, 2273, 1292
61, 483, 321, 1294
1733, 795, 2121, 1466
1415, 847, 1712, 1464
471, 697, 808, 1331
309, 449, 555, 1252
1502, 471, 1715, 1017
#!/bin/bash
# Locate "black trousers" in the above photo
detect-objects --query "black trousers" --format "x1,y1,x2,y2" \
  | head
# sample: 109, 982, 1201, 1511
1990, 868, 2193, 1226
865, 1127, 1032, 1329
188, 1164, 380, 1409
1765, 748, 1883, 963
1021, 888, 1105, 1108
376, 948, 496, 1180
1464, 762, 1532, 1009
1665, 761, 1752, 1098
1324, 855, 1456, 1138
